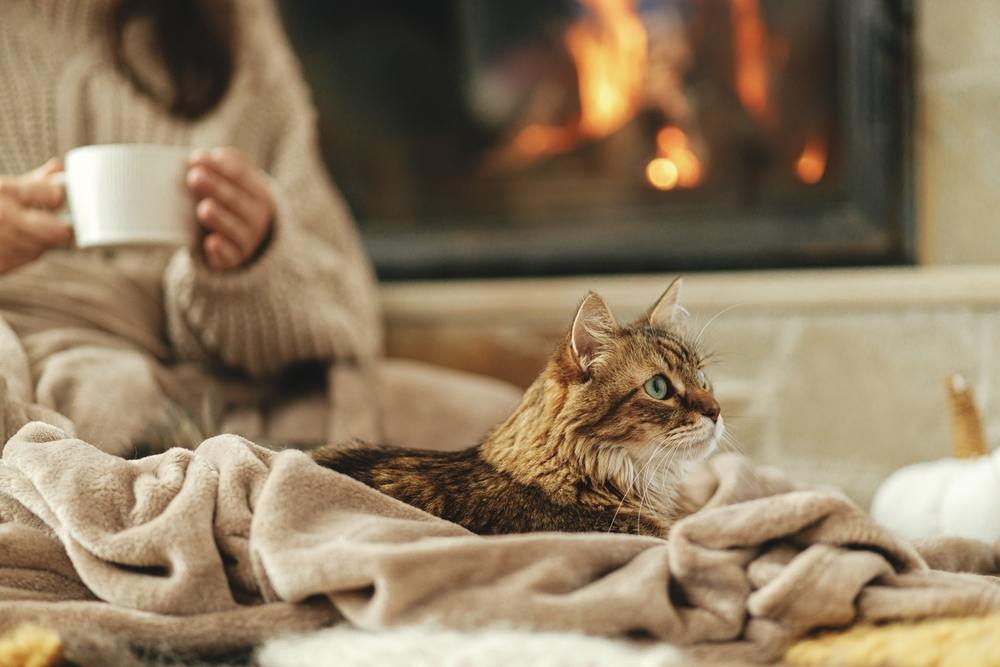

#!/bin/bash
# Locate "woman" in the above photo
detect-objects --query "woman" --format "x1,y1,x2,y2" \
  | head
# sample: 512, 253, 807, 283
0, 0, 519, 454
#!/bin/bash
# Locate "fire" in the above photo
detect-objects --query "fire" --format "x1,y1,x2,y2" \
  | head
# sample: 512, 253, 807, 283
513, 0, 647, 159
646, 125, 703, 190
731, 0, 772, 127
513, 0, 708, 192
795, 137, 827, 184
566, 0, 648, 139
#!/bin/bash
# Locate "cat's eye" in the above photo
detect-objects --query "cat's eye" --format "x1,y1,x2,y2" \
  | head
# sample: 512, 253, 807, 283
644, 374, 674, 400
697, 370, 708, 389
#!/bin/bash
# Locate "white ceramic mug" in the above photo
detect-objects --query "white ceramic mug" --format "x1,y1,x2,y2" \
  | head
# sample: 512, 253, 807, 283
57, 144, 197, 248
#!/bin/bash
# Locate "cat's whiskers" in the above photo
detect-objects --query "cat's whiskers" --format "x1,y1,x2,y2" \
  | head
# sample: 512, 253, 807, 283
633, 428, 706, 532
694, 303, 748, 347
610, 439, 670, 533
634, 444, 671, 535
607, 429, 687, 533
663, 440, 691, 480
719, 430, 745, 456
638, 444, 686, 534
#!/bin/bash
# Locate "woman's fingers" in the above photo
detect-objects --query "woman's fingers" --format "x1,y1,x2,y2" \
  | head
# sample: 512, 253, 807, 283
18, 207, 73, 247
0, 158, 64, 209
0, 158, 70, 274
0, 196, 72, 273
190, 148, 271, 202
186, 147, 276, 271
203, 233, 244, 271
28, 158, 63, 179
187, 165, 260, 225
196, 198, 257, 257
0, 197, 69, 246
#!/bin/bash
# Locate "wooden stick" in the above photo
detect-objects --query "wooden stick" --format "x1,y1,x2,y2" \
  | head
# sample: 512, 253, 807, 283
947, 373, 989, 459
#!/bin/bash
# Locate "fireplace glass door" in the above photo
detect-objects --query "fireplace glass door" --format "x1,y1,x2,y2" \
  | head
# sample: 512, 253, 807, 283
279, 0, 912, 278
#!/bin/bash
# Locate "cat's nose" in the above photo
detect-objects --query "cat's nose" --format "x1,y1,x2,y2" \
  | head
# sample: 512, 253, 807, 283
688, 389, 720, 423
702, 398, 720, 423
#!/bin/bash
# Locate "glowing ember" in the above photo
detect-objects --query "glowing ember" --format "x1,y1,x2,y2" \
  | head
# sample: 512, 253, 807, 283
656, 126, 688, 154
795, 137, 827, 184
671, 147, 702, 188
651, 125, 703, 189
514, 125, 578, 160
731, 0, 772, 127
646, 157, 679, 190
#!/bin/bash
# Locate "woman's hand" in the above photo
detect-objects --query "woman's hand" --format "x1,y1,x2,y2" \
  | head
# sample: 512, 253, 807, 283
0, 159, 73, 274
187, 148, 275, 271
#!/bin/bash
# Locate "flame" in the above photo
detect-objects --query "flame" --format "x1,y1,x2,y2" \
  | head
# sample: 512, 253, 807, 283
647, 125, 703, 190
795, 137, 827, 184
513, 0, 707, 192
566, 0, 648, 139
513, 0, 647, 159
731, 0, 772, 126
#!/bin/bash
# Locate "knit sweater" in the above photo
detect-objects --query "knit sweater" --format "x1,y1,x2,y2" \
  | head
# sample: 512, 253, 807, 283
0, 0, 383, 377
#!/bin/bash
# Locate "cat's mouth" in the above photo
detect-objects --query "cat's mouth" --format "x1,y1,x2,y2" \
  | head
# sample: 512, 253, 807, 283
687, 414, 724, 460
708, 414, 725, 454
626, 414, 724, 478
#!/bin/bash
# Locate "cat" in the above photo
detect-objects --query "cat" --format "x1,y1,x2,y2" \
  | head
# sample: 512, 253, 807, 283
311, 277, 723, 537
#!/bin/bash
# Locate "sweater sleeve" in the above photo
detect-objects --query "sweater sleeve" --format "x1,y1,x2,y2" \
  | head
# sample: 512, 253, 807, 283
163, 2, 383, 377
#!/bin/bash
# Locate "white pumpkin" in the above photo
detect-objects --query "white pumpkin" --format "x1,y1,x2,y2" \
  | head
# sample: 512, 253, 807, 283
870, 449, 1000, 542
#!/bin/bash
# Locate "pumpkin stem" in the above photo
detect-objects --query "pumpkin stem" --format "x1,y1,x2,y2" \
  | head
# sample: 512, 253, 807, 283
947, 373, 989, 459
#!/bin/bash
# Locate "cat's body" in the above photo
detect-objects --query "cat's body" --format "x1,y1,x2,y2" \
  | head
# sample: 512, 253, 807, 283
313, 278, 722, 537
318, 444, 662, 535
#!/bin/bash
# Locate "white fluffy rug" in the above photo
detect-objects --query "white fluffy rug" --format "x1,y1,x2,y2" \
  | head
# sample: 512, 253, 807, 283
256, 626, 689, 667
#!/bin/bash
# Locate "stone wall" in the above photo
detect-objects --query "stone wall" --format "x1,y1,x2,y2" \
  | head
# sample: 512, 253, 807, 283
918, 0, 1000, 263
692, 306, 992, 507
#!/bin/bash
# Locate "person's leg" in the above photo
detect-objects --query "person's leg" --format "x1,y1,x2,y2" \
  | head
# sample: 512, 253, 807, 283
0, 317, 74, 447
31, 339, 188, 457
0, 252, 190, 456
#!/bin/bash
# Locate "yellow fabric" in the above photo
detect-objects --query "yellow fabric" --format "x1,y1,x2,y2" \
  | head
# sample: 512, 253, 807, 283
0, 624, 62, 667
786, 614, 1000, 667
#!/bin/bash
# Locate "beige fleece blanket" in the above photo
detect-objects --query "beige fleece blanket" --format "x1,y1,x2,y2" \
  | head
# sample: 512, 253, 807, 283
1, 421, 999, 664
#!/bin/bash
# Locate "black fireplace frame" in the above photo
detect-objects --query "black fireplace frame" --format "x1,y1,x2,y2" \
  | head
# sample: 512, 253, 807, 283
281, 0, 914, 280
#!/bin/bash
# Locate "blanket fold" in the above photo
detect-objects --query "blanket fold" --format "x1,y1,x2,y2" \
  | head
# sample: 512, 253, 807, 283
1, 422, 999, 662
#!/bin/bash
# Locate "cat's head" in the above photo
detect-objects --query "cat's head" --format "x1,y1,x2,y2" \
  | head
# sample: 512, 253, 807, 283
554, 277, 723, 493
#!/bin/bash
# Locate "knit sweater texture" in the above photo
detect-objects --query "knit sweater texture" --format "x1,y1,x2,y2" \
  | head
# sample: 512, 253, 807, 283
0, 0, 383, 377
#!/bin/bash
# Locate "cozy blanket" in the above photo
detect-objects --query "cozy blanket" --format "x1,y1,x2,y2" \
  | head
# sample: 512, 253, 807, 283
1, 422, 998, 664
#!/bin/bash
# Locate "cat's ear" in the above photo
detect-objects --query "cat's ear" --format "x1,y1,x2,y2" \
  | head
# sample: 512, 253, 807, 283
571, 291, 617, 372
643, 276, 687, 329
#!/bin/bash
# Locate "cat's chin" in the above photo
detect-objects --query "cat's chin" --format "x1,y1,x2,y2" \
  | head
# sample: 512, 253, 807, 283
625, 415, 724, 480
684, 414, 725, 456
706, 414, 725, 453
700, 414, 726, 454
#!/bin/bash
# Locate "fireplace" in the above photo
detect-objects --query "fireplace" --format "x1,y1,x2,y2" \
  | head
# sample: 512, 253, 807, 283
279, 0, 913, 279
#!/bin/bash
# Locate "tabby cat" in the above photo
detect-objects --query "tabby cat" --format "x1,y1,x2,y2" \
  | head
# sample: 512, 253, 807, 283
312, 278, 723, 537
